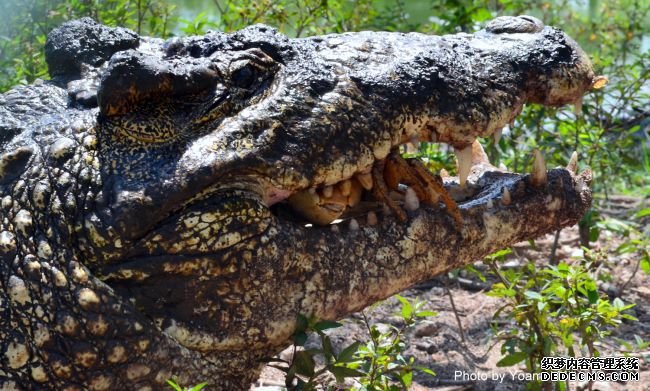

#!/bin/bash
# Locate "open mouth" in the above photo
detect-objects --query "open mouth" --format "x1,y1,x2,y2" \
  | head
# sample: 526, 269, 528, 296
279, 133, 572, 232
278, 70, 607, 230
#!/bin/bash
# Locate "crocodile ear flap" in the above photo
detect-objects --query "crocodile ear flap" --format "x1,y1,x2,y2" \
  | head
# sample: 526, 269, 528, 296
98, 50, 221, 117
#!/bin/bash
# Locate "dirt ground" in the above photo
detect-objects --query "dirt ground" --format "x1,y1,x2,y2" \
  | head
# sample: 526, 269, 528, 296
253, 195, 649, 391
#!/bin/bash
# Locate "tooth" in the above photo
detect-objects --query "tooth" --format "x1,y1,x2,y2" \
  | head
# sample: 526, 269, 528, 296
439, 168, 449, 178
348, 218, 359, 231
502, 187, 511, 205
339, 179, 352, 196
493, 127, 503, 145
471, 140, 490, 165
574, 97, 583, 117
307, 191, 320, 204
367, 211, 378, 226
346, 180, 363, 206
355, 173, 373, 190
407, 136, 421, 152
567, 151, 578, 174
531, 149, 548, 187
322, 185, 333, 198
454, 145, 473, 187
404, 187, 420, 211
486, 199, 494, 209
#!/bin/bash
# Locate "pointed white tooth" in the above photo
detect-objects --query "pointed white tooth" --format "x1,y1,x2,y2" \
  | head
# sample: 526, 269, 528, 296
454, 145, 473, 187
502, 187, 511, 205
355, 173, 373, 190
348, 218, 359, 231
531, 149, 548, 187
439, 168, 450, 178
574, 97, 583, 117
567, 151, 578, 174
366, 211, 378, 226
322, 185, 334, 198
471, 140, 490, 165
404, 187, 420, 211
493, 127, 503, 145
486, 199, 494, 209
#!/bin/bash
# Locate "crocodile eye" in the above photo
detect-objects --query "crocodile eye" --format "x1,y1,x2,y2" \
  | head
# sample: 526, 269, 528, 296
228, 48, 278, 90
486, 15, 544, 34
232, 64, 256, 89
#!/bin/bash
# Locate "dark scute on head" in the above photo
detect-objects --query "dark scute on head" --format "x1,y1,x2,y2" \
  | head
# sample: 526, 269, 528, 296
486, 15, 544, 34
98, 50, 221, 116
45, 17, 140, 78
164, 24, 291, 64
520, 28, 579, 75
163, 32, 231, 58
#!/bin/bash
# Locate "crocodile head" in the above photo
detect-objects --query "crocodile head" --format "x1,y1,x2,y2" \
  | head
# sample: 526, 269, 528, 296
92, 15, 598, 236
0, 16, 595, 389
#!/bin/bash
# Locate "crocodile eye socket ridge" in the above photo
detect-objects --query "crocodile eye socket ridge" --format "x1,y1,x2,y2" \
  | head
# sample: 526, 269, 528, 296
228, 48, 279, 90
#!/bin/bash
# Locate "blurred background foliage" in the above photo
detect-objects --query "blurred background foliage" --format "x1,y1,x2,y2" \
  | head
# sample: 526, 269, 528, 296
0, 0, 648, 211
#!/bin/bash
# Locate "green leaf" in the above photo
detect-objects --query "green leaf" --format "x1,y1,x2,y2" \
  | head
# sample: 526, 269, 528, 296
337, 341, 361, 363
296, 314, 309, 332
314, 320, 342, 332
416, 366, 436, 376
166, 380, 182, 391
293, 351, 316, 377
330, 365, 365, 383
587, 288, 599, 304
399, 369, 413, 387
496, 351, 528, 367
293, 331, 308, 346
524, 291, 543, 301
188, 383, 208, 391
634, 207, 650, 218
395, 295, 413, 319
641, 257, 650, 275
322, 335, 334, 359
415, 310, 438, 318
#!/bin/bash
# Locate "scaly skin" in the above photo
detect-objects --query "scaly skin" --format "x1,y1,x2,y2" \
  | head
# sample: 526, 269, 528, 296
0, 17, 594, 390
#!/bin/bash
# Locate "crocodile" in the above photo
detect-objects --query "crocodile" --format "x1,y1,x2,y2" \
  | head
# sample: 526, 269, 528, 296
0, 16, 598, 390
